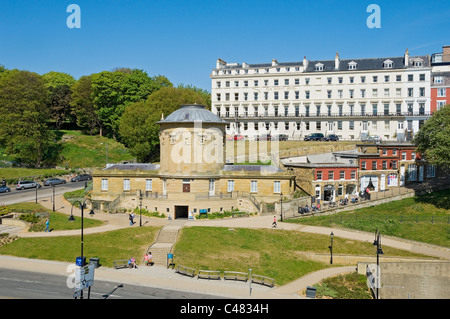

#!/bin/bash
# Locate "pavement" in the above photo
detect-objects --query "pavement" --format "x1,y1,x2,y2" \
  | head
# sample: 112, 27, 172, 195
1, 195, 449, 299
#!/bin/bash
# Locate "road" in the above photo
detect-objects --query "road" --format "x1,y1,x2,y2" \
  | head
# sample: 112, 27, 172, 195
0, 181, 85, 206
0, 268, 221, 299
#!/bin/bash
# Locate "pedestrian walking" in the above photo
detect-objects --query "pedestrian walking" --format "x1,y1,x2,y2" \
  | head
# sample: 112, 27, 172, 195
272, 215, 277, 228
44, 218, 50, 232
148, 252, 153, 266
129, 213, 133, 226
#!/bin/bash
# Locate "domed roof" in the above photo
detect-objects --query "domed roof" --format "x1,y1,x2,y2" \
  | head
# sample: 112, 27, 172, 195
158, 104, 226, 124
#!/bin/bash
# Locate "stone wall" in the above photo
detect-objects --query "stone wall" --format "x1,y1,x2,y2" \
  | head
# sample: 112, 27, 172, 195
368, 262, 450, 299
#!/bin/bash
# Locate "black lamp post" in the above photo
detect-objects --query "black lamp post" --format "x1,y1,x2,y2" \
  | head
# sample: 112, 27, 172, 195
139, 190, 143, 227
329, 231, 334, 264
373, 229, 384, 299
280, 192, 283, 222
69, 198, 94, 299
52, 184, 55, 212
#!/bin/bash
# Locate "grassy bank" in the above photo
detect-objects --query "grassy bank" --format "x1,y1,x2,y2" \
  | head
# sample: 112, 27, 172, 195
0, 168, 69, 183
0, 226, 160, 267
57, 130, 134, 168
8, 202, 103, 231
286, 189, 450, 247
173, 226, 426, 286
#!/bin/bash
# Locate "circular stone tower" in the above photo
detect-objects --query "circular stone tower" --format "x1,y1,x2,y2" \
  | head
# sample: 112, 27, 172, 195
157, 104, 227, 176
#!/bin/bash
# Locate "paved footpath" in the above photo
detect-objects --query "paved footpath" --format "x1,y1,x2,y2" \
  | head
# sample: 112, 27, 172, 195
1, 195, 449, 299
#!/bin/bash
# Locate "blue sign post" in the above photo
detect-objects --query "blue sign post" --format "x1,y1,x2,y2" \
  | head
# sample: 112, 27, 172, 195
167, 253, 174, 269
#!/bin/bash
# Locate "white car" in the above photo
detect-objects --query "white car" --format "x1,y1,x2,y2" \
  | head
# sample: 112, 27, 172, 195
362, 135, 382, 143
16, 180, 42, 190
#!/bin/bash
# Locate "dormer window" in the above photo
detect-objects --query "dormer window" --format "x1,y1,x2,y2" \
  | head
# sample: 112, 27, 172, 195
412, 58, 423, 67
315, 63, 324, 71
383, 59, 393, 68
348, 61, 357, 70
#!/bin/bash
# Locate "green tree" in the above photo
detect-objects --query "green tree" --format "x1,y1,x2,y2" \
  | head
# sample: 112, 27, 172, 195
119, 86, 210, 162
42, 71, 76, 129
70, 75, 99, 135
414, 104, 450, 166
0, 70, 57, 167
91, 69, 172, 138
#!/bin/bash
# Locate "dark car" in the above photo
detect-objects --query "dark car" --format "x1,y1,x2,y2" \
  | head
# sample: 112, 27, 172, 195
16, 180, 42, 190
44, 178, 67, 186
70, 174, 92, 182
0, 185, 11, 193
325, 134, 339, 141
304, 133, 325, 141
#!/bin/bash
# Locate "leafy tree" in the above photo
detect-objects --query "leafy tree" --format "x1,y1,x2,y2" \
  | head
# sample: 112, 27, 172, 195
414, 104, 450, 166
91, 69, 172, 138
70, 75, 99, 135
119, 86, 210, 162
42, 71, 76, 129
0, 70, 57, 167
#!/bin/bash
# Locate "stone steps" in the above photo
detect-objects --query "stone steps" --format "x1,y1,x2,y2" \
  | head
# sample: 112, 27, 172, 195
145, 221, 186, 266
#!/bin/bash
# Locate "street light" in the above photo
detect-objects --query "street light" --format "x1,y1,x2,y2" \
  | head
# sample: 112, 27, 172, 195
52, 184, 55, 212
373, 229, 384, 299
139, 190, 143, 227
329, 231, 334, 264
280, 192, 283, 222
69, 198, 94, 299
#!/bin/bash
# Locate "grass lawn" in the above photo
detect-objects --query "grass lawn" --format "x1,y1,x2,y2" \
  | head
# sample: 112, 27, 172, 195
173, 226, 426, 286
286, 189, 450, 247
0, 168, 68, 181
8, 202, 103, 231
0, 226, 161, 267
57, 130, 134, 168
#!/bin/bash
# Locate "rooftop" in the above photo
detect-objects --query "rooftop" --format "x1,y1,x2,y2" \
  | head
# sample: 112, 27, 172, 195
158, 104, 226, 124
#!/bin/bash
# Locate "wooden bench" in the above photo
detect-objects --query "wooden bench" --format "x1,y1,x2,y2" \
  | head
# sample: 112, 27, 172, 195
224, 271, 248, 282
251, 274, 275, 287
198, 270, 221, 280
175, 265, 196, 278
232, 212, 250, 218
113, 259, 129, 269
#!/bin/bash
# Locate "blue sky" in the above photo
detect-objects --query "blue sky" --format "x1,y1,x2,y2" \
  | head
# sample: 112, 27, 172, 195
0, 0, 449, 91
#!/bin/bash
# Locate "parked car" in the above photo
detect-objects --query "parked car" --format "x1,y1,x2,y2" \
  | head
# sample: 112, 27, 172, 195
70, 174, 92, 182
256, 134, 272, 141
362, 135, 382, 143
44, 178, 67, 186
0, 185, 11, 193
15, 180, 42, 190
304, 133, 325, 141
273, 134, 288, 141
324, 134, 339, 141
233, 134, 244, 141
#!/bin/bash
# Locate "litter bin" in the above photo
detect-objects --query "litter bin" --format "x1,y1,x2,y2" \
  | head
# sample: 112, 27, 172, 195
76, 256, 86, 266
306, 286, 317, 298
89, 257, 100, 268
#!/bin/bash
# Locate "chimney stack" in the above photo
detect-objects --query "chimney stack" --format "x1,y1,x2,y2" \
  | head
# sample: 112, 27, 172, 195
404, 49, 409, 66
443, 45, 450, 62
335, 52, 340, 69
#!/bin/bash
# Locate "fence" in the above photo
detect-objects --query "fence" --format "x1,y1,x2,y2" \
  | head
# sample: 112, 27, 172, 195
281, 181, 450, 220
328, 214, 450, 224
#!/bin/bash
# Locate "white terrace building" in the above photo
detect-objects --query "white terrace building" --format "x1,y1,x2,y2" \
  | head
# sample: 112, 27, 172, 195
210, 49, 431, 141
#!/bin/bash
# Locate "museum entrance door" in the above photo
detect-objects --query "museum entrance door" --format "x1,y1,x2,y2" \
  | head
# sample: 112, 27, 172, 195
175, 205, 189, 219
